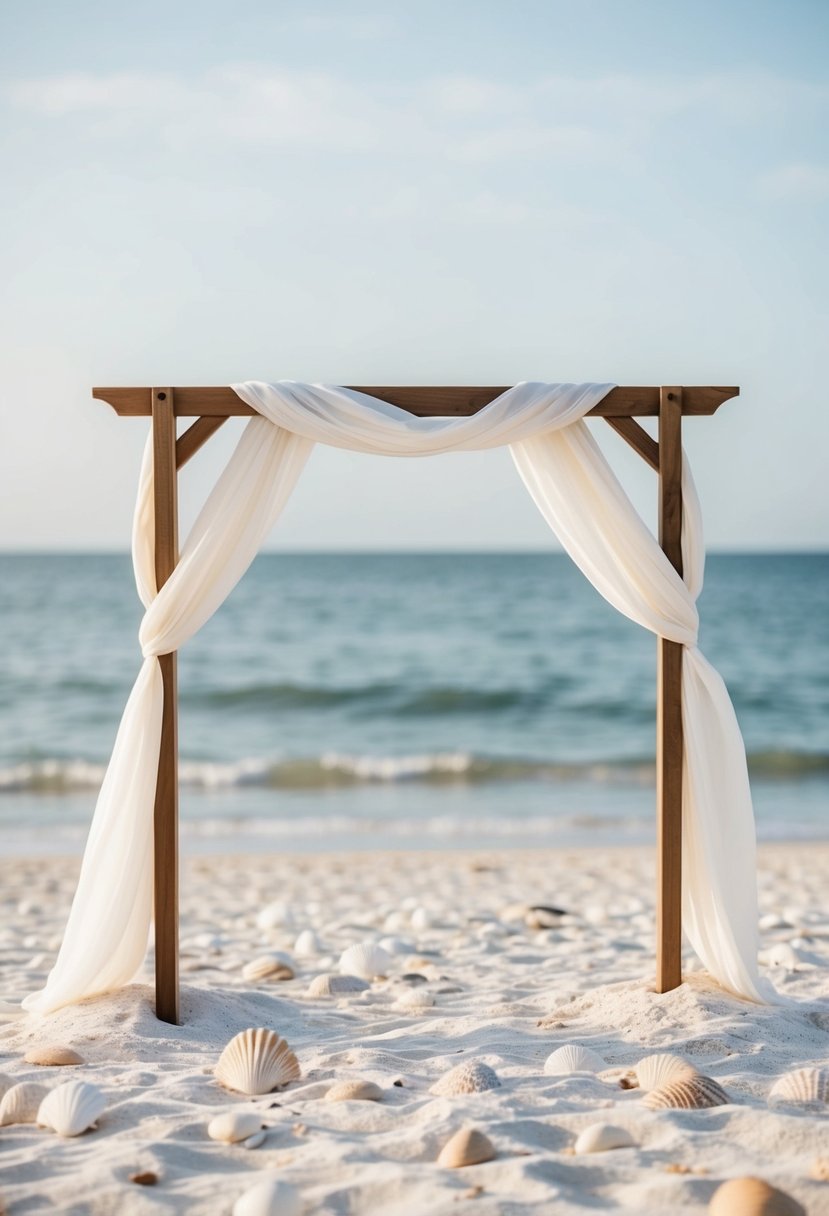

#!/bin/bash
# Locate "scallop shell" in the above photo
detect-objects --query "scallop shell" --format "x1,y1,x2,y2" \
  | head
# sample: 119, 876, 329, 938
242, 956, 295, 983
338, 942, 392, 979
0, 1081, 50, 1125
543, 1044, 607, 1075
232, 1177, 304, 1216
307, 973, 369, 997
768, 1067, 829, 1107
430, 1061, 500, 1096
395, 988, 435, 1010
437, 1127, 496, 1168
207, 1110, 264, 1142
634, 1053, 699, 1092
574, 1123, 636, 1154
24, 1044, 85, 1067
325, 1079, 383, 1102
293, 929, 321, 957
215, 1028, 300, 1096
643, 1074, 729, 1110
37, 1080, 106, 1136
256, 902, 295, 931
708, 1176, 805, 1216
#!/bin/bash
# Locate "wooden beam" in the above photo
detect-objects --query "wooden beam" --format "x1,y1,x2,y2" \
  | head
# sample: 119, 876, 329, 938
605, 417, 660, 472
93, 384, 740, 419
151, 388, 180, 1026
656, 386, 684, 994
176, 415, 227, 469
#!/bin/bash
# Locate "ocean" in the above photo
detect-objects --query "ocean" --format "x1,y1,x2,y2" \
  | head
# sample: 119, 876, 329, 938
0, 553, 826, 852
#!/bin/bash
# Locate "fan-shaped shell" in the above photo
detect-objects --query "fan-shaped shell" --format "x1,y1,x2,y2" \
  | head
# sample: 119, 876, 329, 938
307, 973, 369, 997
0, 1081, 49, 1125
37, 1080, 106, 1136
634, 1053, 699, 1092
769, 1067, 829, 1107
242, 955, 295, 983
643, 1074, 729, 1110
543, 1044, 607, 1075
215, 1028, 300, 1096
207, 1111, 264, 1142
395, 988, 435, 1010
338, 942, 392, 979
293, 929, 321, 957
24, 1045, 84, 1067
232, 1177, 304, 1216
325, 1079, 383, 1102
430, 1061, 500, 1096
574, 1123, 635, 1154
708, 1176, 805, 1216
437, 1127, 496, 1168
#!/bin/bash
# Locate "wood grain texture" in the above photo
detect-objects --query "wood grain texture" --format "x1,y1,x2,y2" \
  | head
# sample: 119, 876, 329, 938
656, 387, 684, 994
176, 415, 227, 469
605, 417, 660, 472
151, 388, 180, 1026
93, 385, 739, 418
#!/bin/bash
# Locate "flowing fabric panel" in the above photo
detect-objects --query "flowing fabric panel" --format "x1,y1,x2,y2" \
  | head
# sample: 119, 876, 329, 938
511, 422, 776, 1001
24, 421, 314, 1013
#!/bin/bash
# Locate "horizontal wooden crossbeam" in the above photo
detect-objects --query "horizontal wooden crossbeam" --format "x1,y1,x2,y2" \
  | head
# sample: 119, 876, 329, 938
93, 385, 739, 419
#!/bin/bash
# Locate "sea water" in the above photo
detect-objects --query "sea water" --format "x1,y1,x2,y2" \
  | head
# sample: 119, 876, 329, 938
0, 553, 826, 852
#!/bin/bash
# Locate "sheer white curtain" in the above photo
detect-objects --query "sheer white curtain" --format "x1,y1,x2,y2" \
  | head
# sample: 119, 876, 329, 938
24, 381, 772, 1014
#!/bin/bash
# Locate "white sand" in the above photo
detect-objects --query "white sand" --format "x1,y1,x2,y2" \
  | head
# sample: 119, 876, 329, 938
1, 844, 828, 1215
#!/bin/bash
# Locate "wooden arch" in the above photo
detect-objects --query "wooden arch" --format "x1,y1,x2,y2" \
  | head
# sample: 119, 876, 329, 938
94, 384, 739, 1024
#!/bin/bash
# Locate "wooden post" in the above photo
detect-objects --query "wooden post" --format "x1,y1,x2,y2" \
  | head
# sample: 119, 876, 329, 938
656, 386, 684, 992
151, 387, 180, 1024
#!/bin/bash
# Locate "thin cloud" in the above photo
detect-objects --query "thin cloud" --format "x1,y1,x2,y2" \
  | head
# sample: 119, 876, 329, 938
757, 162, 829, 202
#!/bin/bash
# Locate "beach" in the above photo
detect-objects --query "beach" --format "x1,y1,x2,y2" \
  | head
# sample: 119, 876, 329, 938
2, 842, 828, 1214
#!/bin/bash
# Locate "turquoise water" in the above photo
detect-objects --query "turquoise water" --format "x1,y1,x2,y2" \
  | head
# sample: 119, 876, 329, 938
0, 553, 826, 850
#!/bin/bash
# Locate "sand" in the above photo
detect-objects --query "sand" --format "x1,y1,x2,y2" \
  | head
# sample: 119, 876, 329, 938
1, 843, 827, 1215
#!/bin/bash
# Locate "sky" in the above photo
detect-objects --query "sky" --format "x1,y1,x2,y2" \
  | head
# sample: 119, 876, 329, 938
0, 0, 827, 551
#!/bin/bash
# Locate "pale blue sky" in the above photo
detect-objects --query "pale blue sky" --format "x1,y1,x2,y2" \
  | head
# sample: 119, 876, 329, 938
1, 1, 827, 550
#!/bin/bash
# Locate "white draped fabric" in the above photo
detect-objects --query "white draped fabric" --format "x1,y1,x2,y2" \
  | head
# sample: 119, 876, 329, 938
24, 381, 774, 1014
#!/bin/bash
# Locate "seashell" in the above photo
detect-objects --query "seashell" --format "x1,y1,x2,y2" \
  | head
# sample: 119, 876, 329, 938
242, 955, 295, 983
256, 902, 295, 931
410, 907, 432, 931
768, 1067, 829, 1107
207, 1110, 264, 1142
233, 1177, 304, 1216
708, 1176, 806, 1216
325, 1079, 383, 1102
437, 1127, 497, 1168
37, 1079, 106, 1136
378, 935, 415, 956
215, 1028, 300, 1096
634, 1053, 699, 1092
431, 1061, 500, 1096
293, 929, 321, 957
811, 1158, 829, 1182
395, 988, 435, 1010
129, 1172, 158, 1185
543, 1044, 607, 1075
242, 1129, 266, 1149
762, 943, 802, 970
525, 905, 566, 929
0, 1081, 50, 1125
403, 955, 438, 972
574, 1123, 635, 1154
307, 973, 369, 997
643, 1075, 729, 1110
338, 942, 392, 980
24, 1045, 85, 1067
